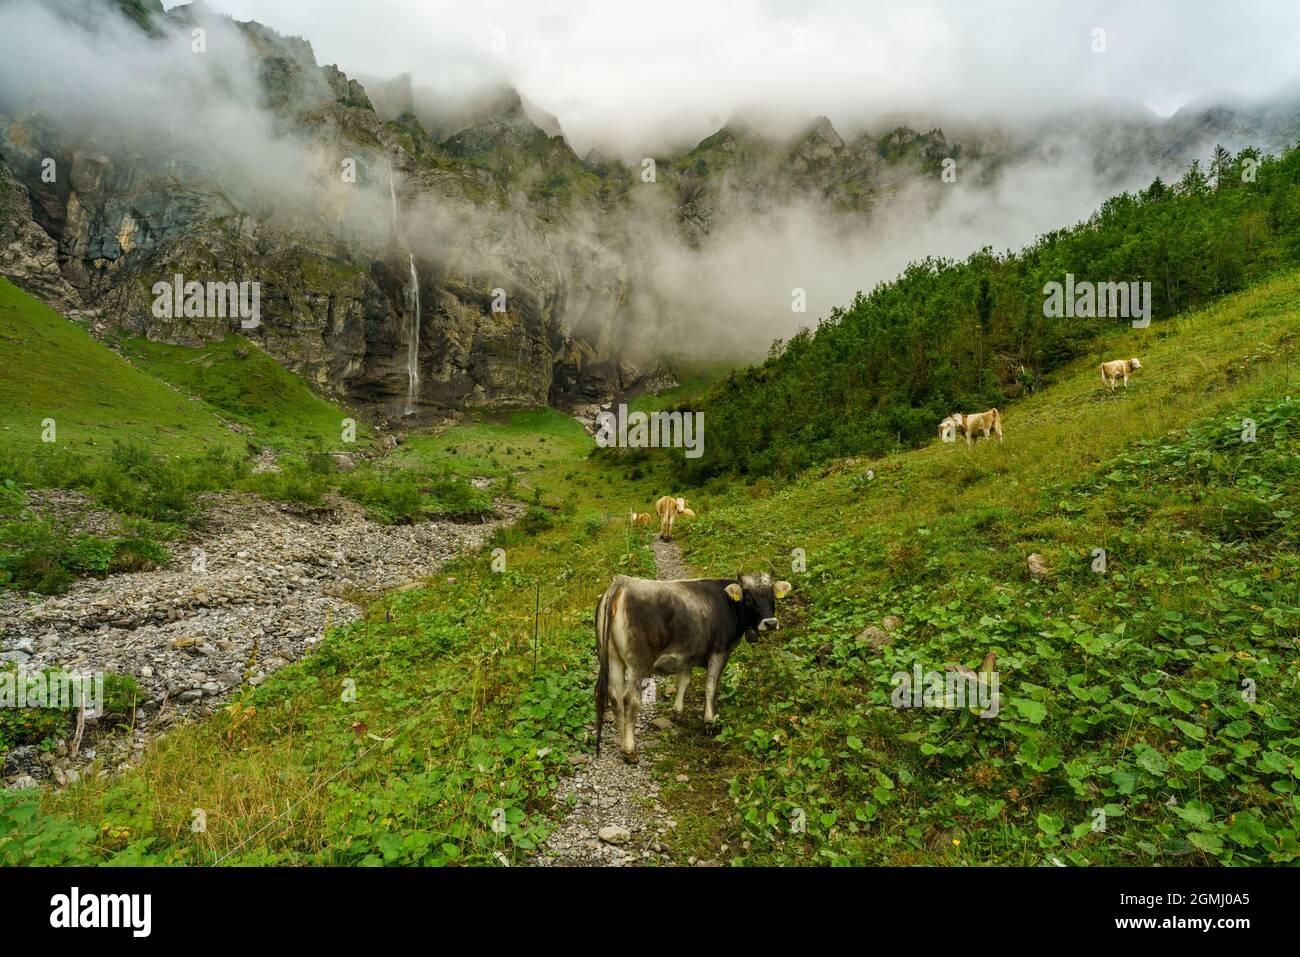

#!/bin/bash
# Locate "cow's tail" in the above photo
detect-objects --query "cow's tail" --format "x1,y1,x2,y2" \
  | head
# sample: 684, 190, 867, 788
1100, 365, 1106, 384
594, 587, 614, 756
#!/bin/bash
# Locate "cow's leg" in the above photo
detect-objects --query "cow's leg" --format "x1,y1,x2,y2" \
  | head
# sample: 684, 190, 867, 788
672, 668, 691, 718
703, 651, 728, 724
1122, 372, 1129, 389
620, 665, 641, 762
606, 654, 626, 743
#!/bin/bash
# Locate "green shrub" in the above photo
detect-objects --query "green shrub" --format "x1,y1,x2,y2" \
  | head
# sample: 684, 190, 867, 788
241, 459, 329, 506
518, 506, 555, 536
0, 517, 170, 594
0, 518, 74, 593
0, 666, 67, 750
425, 476, 492, 517
339, 469, 426, 523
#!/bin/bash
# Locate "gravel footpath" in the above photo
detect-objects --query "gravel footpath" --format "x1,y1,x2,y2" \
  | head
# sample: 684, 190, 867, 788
530, 535, 694, 867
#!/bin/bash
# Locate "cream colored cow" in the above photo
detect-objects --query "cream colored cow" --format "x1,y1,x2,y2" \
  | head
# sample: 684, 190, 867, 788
938, 414, 963, 443
629, 510, 653, 527
654, 495, 695, 541
1100, 357, 1142, 392
956, 408, 1003, 445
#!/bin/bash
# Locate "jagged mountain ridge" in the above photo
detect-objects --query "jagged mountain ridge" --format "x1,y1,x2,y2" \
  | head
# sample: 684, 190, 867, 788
0, 0, 983, 421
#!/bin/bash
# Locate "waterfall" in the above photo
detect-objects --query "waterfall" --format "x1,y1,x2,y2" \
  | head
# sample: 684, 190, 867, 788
386, 158, 399, 234
405, 253, 421, 415
387, 158, 420, 415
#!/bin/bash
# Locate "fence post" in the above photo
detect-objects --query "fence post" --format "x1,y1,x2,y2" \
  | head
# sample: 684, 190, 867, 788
532, 580, 540, 676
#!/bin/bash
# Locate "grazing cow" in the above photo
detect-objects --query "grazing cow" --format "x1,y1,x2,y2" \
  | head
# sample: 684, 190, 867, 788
938, 414, 964, 443
595, 572, 792, 762
1100, 357, 1142, 392
956, 408, 1003, 445
628, 510, 653, 527
654, 495, 694, 540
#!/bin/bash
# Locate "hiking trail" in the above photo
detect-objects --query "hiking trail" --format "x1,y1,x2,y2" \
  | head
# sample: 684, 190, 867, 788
530, 536, 690, 866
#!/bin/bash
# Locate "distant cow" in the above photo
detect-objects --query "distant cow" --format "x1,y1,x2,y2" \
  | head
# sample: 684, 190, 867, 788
595, 572, 792, 763
1100, 357, 1142, 392
955, 408, 1003, 445
654, 495, 694, 540
938, 414, 963, 443
628, 510, 653, 527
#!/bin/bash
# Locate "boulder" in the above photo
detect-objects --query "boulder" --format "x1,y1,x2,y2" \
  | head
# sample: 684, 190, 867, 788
1028, 553, 1049, 580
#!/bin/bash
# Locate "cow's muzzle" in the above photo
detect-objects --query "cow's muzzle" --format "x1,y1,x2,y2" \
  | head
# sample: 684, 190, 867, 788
758, 618, 779, 632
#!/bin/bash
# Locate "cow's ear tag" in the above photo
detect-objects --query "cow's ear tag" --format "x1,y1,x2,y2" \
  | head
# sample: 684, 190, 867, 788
725, 583, 743, 602
774, 580, 792, 599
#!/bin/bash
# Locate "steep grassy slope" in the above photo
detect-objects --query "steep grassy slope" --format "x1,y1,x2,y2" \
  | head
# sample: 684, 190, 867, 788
3, 269, 1294, 866
659, 271, 1299, 865
0, 278, 240, 457
116, 334, 369, 452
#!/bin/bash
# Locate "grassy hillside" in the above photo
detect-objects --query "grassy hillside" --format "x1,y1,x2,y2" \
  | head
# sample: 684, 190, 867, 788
3, 267, 1295, 866
659, 270, 1299, 865
625, 359, 734, 415
0, 278, 240, 457
117, 334, 368, 452
0, 412, 652, 865
389, 408, 591, 480
687, 144, 1300, 478
0, 281, 481, 594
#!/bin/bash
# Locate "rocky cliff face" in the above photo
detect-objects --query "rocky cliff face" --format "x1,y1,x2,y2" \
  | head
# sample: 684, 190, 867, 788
0, 1, 717, 417
0, 158, 84, 315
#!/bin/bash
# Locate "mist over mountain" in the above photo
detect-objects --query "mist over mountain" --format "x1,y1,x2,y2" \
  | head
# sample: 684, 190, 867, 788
1, 0, 1298, 421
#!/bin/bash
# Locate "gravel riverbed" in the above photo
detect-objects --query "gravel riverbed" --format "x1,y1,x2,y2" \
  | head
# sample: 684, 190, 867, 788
1, 490, 518, 789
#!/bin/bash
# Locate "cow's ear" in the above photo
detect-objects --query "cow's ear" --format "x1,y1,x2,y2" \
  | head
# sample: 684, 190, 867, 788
774, 580, 792, 599
725, 583, 743, 602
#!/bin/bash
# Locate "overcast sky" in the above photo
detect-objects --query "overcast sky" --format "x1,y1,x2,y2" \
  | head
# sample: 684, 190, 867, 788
167, 0, 1300, 155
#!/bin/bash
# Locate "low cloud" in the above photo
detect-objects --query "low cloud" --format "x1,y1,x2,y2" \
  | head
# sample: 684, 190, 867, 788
198, 0, 1300, 159
0, 1, 1289, 368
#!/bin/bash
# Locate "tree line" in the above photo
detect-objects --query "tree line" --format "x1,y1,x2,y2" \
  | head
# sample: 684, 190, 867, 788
682, 144, 1300, 479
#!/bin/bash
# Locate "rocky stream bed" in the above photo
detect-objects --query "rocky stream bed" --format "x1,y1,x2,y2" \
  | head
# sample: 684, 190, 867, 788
0, 490, 518, 790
